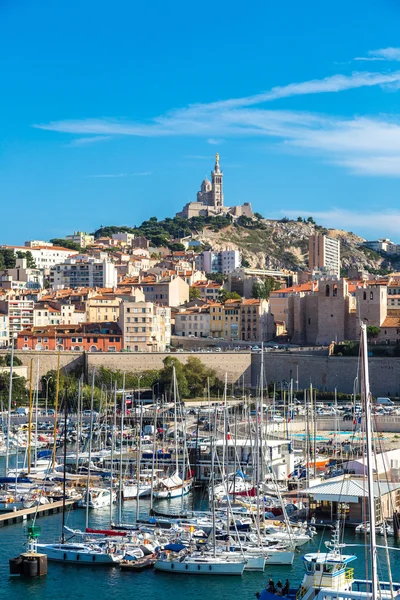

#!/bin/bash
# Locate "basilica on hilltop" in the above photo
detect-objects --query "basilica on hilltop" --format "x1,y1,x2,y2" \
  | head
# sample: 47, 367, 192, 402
177, 154, 253, 219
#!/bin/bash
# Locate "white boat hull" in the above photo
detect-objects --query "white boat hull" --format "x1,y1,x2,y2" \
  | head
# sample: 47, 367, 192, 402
35, 544, 122, 564
154, 557, 245, 575
154, 480, 192, 499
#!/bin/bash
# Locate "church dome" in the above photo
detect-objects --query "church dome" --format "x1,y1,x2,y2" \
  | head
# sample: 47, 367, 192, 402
201, 178, 212, 192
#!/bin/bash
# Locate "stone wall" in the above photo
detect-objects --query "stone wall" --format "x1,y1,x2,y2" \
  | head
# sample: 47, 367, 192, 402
3, 349, 400, 396
87, 352, 252, 386
252, 353, 400, 397
0, 350, 84, 386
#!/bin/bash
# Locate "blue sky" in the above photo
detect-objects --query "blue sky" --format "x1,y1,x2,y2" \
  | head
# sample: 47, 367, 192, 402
2, 0, 400, 244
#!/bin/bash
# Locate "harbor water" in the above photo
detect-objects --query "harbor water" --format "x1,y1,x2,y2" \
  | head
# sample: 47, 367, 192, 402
1, 460, 399, 600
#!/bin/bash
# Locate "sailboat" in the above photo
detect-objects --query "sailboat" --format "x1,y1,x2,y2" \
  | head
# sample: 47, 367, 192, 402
153, 367, 193, 500
256, 322, 400, 600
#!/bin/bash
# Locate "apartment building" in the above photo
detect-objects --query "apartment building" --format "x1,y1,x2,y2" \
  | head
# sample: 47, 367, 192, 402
3, 243, 78, 270
112, 232, 135, 246
0, 258, 44, 290
119, 300, 171, 352
195, 249, 241, 274
86, 295, 122, 322
0, 298, 34, 342
174, 306, 210, 337
190, 280, 222, 302
309, 234, 341, 277
34, 302, 85, 327
141, 276, 189, 307
364, 239, 400, 255
66, 231, 95, 248
17, 322, 122, 352
0, 310, 9, 348
240, 298, 274, 342
50, 257, 118, 290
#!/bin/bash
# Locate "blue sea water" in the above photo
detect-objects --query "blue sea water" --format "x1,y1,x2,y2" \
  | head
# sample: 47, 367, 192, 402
0, 459, 399, 600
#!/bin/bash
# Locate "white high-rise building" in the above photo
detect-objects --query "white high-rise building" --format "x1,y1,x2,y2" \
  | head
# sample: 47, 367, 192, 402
195, 249, 241, 274
49, 256, 118, 290
309, 234, 341, 277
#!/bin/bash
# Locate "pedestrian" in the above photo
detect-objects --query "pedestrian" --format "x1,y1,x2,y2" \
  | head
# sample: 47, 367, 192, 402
267, 578, 275, 593
283, 579, 290, 596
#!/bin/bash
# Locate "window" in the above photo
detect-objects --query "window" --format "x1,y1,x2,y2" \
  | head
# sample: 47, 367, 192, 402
109, 337, 114, 342
93, 337, 98, 343
370, 291, 373, 300
44, 337, 48, 342
87, 337, 90, 343
325, 285, 330, 297
363, 291, 367, 300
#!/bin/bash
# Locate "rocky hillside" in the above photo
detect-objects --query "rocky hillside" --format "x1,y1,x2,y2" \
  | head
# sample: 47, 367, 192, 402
195, 219, 399, 276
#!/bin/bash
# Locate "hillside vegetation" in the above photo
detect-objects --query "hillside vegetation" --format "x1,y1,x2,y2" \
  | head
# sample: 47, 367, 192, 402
93, 215, 400, 276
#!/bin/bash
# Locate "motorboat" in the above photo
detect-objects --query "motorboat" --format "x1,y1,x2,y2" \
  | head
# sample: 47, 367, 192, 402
35, 541, 123, 564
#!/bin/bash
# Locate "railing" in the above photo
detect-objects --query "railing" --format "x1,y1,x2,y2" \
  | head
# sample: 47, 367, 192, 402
345, 569, 354, 581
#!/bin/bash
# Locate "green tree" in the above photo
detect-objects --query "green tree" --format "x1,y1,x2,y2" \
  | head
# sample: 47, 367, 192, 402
159, 357, 189, 398
297, 216, 303, 222
0, 353, 23, 367
168, 242, 186, 252
253, 212, 263, 220
241, 257, 250, 268
252, 276, 278, 300
16, 251, 37, 268
218, 290, 241, 302
0, 249, 16, 269
189, 287, 201, 301
307, 216, 316, 224
183, 357, 224, 398
206, 272, 225, 284
0, 373, 28, 406
367, 326, 380, 339
49, 238, 82, 251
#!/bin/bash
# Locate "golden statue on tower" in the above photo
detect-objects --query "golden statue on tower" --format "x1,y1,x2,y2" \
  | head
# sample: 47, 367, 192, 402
215, 152, 219, 163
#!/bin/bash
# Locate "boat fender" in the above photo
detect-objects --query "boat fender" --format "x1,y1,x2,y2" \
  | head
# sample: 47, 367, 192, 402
171, 563, 174, 569
198, 565, 201, 570
209, 565, 212, 571
167, 492, 171, 499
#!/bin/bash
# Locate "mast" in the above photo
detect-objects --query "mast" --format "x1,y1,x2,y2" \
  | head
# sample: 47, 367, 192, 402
150, 386, 157, 512
360, 322, 378, 600
52, 349, 61, 470
27, 359, 34, 475
75, 378, 81, 473
135, 379, 143, 523
61, 388, 68, 543
118, 373, 125, 524
173, 366, 179, 474
34, 359, 40, 467
5, 337, 15, 474
109, 382, 116, 527
85, 369, 95, 531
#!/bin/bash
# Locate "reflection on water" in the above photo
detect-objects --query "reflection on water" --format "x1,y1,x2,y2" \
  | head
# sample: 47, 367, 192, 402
0, 459, 399, 600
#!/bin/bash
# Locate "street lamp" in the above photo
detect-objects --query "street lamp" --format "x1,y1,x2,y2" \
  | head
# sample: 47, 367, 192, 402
43, 376, 53, 416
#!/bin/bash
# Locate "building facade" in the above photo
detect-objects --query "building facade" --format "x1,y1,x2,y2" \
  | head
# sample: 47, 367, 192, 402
174, 306, 210, 337
17, 322, 122, 352
195, 249, 241, 274
0, 298, 34, 343
50, 257, 118, 290
309, 234, 341, 277
3, 244, 78, 270
119, 300, 171, 352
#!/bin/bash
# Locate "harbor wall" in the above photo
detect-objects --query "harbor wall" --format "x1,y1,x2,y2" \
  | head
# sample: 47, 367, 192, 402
253, 354, 400, 397
2, 349, 400, 396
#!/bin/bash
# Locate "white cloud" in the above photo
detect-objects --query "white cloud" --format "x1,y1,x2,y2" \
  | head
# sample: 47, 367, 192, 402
282, 209, 400, 235
207, 138, 223, 145
356, 47, 400, 62
87, 171, 152, 178
33, 67, 400, 177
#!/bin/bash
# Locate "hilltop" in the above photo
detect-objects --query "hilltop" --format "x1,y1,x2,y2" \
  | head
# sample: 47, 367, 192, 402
92, 215, 400, 277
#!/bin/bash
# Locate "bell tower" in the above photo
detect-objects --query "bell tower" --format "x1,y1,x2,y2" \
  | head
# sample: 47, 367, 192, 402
211, 153, 224, 211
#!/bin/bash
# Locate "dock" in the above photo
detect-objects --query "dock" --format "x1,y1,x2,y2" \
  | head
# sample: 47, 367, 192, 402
0, 499, 79, 528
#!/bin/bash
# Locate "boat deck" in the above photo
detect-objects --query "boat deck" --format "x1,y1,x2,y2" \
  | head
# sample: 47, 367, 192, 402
0, 499, 78, 527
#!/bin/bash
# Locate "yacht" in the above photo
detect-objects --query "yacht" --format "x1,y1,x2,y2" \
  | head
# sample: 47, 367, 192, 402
154, 548, 246, 575
78, 487, 116, 509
